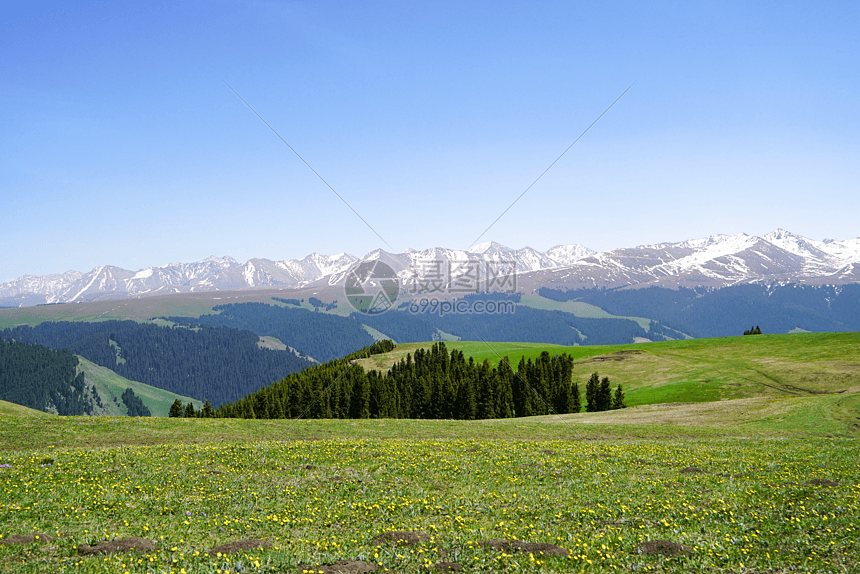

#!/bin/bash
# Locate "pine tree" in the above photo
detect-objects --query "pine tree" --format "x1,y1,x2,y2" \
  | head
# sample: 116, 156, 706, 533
612, 384, 626, 409
571, 381, 581, 413
598, 377, 612, 411
585, 372, 599, 412
169, 399, 184, 418
202, 400, 214, 418
184, 401, 195, 418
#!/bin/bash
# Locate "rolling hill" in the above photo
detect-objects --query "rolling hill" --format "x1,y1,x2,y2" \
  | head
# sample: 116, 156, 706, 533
354, 332, 860, 407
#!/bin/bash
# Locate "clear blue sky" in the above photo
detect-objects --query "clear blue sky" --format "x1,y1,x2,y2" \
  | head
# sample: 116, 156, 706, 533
2, 1, 858, 282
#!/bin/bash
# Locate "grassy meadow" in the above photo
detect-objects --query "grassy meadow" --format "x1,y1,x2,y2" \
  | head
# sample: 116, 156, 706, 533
1, 332, 859, 573
355, 332, 860, 407
77, 357, 202, 418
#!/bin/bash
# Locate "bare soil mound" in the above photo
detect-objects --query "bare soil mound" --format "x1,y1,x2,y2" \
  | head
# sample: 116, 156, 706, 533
513, 541, 570, 556
586, 350, 642, 363
0, 533, 53, 545
638, 540, 692, 556
808, 478, 838, 486
480, 539, 570, 557
300, 559, 378, 573
679, 467, 709, 474
210, 538, 272, 555
78, 537, 158, 555
370, 531, 430, 545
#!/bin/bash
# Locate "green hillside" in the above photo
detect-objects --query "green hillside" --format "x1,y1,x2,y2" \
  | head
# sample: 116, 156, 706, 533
77, 357, 202, 417
0, 399, 51, 417
355, 332, 860, 406
519, 292, 657, 331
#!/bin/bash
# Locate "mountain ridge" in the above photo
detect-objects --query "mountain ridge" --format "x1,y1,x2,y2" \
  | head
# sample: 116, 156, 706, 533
3, 229, 859, 307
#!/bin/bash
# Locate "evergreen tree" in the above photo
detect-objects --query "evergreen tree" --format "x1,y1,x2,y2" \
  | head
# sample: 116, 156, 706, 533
349, 368, 370, 419
121, 387, 151, 417
612, 384, 626, 409
571, 381, 581, 413
585, 372, 599, 412
274, 398, 286, 419
202, 400, 214, 417
598, 377, 612, 411
184, 401, 195, 418
169, 399, 184, 418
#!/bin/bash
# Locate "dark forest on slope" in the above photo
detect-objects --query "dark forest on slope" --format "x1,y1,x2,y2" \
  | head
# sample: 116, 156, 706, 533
539, 283, 860, 338
1, 320, 312, 407
0, 339, 96, 415
217, 341, 623, 421
167, 303, 374, 362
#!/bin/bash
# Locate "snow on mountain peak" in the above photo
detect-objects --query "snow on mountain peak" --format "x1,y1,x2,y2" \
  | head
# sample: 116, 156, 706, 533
468, 241, 511, 254
4, 229, 860, 308
131, 268, 154, 280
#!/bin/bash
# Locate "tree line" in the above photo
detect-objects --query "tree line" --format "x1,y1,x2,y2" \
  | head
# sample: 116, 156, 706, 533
167, 302, 374, 362
1, 320, 312, 407
215, 340, 625, 420
355, 292, 654, 346
121, 387, 151, 417
0, 339, 96, 415
539, 283, 860, 338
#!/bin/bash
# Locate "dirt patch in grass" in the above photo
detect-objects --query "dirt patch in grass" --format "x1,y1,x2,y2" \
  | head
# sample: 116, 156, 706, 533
808, 478, 838, 486
637, 540, 692, 556
371, 531, 430, 545
481, 539, 570, 557
584, 351, 643, 363
0, 533, 53, 545
210, 538, 272, 555
78, 537, 158, 555
680, 466, 709, 474
300, 559, 377, 574
436, 562, 463, 572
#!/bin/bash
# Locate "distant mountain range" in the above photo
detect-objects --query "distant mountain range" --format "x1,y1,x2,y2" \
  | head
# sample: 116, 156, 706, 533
2, 229, 859, 307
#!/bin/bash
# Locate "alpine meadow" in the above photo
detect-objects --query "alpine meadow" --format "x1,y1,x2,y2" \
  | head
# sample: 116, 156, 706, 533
3, 2, 860, 573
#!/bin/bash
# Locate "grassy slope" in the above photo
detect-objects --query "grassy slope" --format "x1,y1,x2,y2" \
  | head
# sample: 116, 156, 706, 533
0, 297, 224, 329
0, 391, 858, 453
77, 357, 202, 417
355, 332, 860, 406
0, 400, 50, 418
519, 292, 655, 331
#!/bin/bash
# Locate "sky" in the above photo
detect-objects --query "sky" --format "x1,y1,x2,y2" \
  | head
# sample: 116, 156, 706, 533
1, 0, 858, 282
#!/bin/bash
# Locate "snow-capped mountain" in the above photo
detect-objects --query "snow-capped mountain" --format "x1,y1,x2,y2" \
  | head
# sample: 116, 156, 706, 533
0, 253, 355, 307
2, 230, 859, 307
518, 230, 860, 292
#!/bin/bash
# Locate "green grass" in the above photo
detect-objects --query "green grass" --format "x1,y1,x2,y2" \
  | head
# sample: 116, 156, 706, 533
0, 414, 857, 573
361, 324, 391, 342
519, 293, 657, 332
77, 357, 202, 417
0, 400, 48, 418
0, 333, 857, 571
0, 298, 222, 329
356, 332, 860, 405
